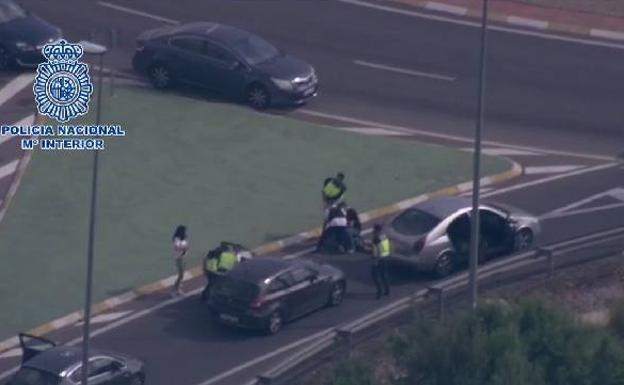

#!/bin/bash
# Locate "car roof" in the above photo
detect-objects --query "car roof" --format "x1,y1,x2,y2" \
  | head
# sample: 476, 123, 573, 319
170, 22, 254, 44
227, 257, 292, 283
410, 196, 473, 220
23, 347, 82, 375
23, 347, 119, 375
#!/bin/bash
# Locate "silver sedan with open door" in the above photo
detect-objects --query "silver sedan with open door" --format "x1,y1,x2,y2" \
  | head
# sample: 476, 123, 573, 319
384, 196, 540, 277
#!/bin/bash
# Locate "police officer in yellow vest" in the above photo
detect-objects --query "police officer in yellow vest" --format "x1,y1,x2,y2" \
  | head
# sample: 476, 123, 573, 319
371, 224, 391, 299
200, 242, 239, 302
322, 172, 347, 208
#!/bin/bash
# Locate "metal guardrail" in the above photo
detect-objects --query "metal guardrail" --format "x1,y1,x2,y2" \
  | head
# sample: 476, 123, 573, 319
250, 226, 624, 385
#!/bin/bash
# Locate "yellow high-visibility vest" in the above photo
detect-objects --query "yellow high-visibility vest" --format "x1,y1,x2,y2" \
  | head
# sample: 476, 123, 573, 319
375, 237, 391, 257
322, 180, 342, 199
205, 258, 219, 273
217, 252, 237, 272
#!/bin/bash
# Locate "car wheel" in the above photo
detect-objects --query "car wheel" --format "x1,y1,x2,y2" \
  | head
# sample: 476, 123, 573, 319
129, 375, 144, 385
433, 252, 454, 278
148, 63, 173, 89
267, 311, 283, 335
246, 83, 271, 109
514, 229, 533, 251
327, 282, 345, 307
0, 46, 12, 71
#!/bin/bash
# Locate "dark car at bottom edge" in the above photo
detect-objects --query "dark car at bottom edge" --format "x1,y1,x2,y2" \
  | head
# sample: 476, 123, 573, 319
208, 257, 346, 334
132, 22, 318, 109
6, 333, 145, 385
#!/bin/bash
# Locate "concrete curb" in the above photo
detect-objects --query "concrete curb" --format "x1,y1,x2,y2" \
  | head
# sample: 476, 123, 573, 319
0, 159, 522, 354
389, 0, 624, 41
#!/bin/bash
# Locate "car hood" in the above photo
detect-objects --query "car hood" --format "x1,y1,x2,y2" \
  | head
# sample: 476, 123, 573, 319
255, 54, 313, 80
0, 15, 60, 46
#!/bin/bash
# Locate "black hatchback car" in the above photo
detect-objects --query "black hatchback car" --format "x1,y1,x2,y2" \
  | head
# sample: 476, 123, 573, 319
6, 333, 145, 385
0, 0, 62, 70
209, 257, 346, 334
132, 22, 318, 109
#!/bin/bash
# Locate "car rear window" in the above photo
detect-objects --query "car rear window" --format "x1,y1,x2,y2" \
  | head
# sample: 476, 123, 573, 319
11, 367, 60, 385
213, 277, 260, 301
391, 209, 440, 235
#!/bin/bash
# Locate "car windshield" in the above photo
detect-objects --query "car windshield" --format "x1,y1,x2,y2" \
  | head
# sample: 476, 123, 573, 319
392, 209, 441, 236
0, 0, 26, 24
213, 277, 260, 301
230, 35, 279, 65
11, 368, 61, 385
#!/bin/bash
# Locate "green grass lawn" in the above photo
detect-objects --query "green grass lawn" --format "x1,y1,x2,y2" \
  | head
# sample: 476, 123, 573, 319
0, 86, 511, 340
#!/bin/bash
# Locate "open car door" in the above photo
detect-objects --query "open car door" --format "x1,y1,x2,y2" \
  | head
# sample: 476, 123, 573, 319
18, 333, 56, 364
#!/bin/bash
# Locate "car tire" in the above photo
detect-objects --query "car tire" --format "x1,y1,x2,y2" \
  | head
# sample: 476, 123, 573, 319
327, 281, 345, 307
266, 311, 283, 335
246, 83, 271, 109
514, 229, 533, 251
129, 375, 145, 385
148, 63, 173, 89
0, 46, 13, 71
433, 251, 454, 278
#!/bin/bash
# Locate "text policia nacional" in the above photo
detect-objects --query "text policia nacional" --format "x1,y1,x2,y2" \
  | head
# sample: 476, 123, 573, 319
0, 125, 125, 151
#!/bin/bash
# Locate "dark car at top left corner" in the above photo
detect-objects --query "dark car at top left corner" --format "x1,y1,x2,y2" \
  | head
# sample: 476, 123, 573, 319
132, 22, 319, 109
5, 333, 145, 385
0, 0, 62, 70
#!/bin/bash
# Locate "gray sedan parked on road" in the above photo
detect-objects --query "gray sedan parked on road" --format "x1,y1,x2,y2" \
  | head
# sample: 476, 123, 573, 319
385, 196, 541, 277
132, 22, 318, 109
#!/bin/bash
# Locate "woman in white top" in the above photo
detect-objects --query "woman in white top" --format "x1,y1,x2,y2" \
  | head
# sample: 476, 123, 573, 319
172, 225, 189, 296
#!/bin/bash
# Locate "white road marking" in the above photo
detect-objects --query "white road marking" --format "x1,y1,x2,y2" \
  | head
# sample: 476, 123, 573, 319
424, 2, 467, 15
0, 160, 20, 181
0, 114, 35, 145
541, 202, 624, 220
354, 59, 455, 81
460, 187, 493, 196
75, 310, 134, 326
0, 74, 34, 109
338, 126, 409, 136
481, 162, 619, 198
544, 187, 624, 215
506, 16, 548, 30
524, 165, 584, 175
194, 328, 333, 385
299, 109, 616, 161
591, 29, 624, 42
97, 1, 180, 25
337, 0, 624, 49
0, 348, 21, 359
461, 147, 541, 156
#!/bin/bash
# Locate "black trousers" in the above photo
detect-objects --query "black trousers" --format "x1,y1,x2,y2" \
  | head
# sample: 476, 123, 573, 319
371, 259, 390, 297
317, 226, 352, 252
201, 271, 221, 301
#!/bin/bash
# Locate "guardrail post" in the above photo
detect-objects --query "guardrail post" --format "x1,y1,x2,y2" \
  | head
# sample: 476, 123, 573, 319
426, 287, 445, 320
257, 375, 273, 385
536, 248, 554, 279
410, 293, 420, 321
337, 329, 353, 358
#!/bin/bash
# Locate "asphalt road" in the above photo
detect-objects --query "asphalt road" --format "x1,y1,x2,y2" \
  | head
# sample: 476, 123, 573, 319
19, 0, 624, 157
1, 1, 623, 384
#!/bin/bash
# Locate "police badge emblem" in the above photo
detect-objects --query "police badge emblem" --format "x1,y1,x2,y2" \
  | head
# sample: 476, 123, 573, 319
33, 40, 93, 123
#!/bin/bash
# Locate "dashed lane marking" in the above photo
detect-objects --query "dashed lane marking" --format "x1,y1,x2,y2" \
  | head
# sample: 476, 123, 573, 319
524, 165, 584, 174
0, 160, 20, 181
0, 74, 34, 109
424, 2, 468, 16
354, 59, 456, 81
97, 1, 180, 25
1, 114, 35, 145
338, 126, 409, 136
506, 16, 549, 30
